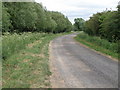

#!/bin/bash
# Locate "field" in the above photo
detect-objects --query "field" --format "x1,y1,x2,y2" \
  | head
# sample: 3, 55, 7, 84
2, 32, 66, 88
75, 32, 119, 60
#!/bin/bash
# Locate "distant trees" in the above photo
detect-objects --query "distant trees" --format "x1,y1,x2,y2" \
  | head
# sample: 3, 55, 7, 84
84, 13, 101, 36
77, 4, 120, 42
74, 18, 85, 31
2, 2, 72, 33
50, 11, 72, 33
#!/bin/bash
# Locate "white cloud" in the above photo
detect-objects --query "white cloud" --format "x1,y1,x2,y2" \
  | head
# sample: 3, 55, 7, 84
35, 0, 119, 23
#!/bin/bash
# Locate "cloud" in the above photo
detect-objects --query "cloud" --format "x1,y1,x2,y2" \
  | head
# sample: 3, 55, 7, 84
35, 0, 119, 23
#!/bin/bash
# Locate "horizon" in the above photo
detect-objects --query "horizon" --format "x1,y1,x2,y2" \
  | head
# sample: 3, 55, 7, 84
35, 0, 119, 23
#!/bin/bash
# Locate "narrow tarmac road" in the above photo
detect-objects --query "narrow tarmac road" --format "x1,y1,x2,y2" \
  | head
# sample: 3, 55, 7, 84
49, 33, 118, 88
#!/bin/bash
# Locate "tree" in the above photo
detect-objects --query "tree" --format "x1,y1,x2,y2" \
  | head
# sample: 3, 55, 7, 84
43, 11, 57, 33
117, 4, 120, 37
50, 11, 72, 33
65, 17, 73, 32
84, 13, 101, 36
2, 2, 72, 33
4, 2, 41, 32
33, 3, 46, 32
74, 18, 85, 31
84, 8, 120, 42
100, 11, 119, 42
2, 4, 12, 32
0, 2, 2, 33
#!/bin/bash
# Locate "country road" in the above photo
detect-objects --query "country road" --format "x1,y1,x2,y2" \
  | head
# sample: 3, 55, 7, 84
49, 33, 118, 88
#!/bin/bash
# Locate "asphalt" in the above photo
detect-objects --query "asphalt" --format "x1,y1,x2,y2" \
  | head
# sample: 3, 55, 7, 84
49, 33, 118, 88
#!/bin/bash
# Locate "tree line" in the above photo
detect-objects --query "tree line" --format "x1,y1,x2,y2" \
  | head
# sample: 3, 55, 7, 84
74, 4, 120, 42
2, 2, 72, 33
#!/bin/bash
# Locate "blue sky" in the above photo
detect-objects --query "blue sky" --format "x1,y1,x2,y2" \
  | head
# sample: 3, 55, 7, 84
35, 0, 119, 23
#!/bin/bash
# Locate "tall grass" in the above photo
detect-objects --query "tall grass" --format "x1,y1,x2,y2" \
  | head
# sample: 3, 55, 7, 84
2, 32, 47, 60
2, 33, 57, 88
2, 32, 69, 88
75, 32, 119, 59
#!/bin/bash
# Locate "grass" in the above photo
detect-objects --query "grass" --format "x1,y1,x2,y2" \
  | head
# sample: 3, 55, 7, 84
75, 32, 119, 60
2, 32, 48, 60
2, 32, 68, 88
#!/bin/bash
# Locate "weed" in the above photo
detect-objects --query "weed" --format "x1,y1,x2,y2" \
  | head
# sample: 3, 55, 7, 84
75, 32, 119, 60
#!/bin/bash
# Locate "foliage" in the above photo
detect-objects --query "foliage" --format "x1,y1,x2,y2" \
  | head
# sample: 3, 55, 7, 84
50, 11, 72, 33
2, 4, 12, 32
2, 32, 46, 60
3, 33, 60, 88
75, 32, 119, 59
100, 11, 119, 42
74, 18, 85, 31
43, 11, 57, 33
84, 13, 101, 36
2, 2, 72, 33
0, 2, 2, 32
82, 6, 120, 42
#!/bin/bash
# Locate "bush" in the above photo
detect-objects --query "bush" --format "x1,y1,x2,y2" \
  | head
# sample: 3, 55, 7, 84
77, 32, 118, 53
2, 2, 72, 33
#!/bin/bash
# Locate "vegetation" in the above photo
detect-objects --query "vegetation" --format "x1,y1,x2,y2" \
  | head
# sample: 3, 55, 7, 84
2, 1, 120, 88
2, 2, 72, 33
0, 2, 2, 33
2, 32, 69, 88
74, 4, 120, 59
2, 2, 72, 88
74, 18, 85, 31
49, 11, 72, 33
2, 32, 46, 60
3, 33, 51, 88
2, 2, 73, 61
75, 32, 118, 59
74, 5, 120, 43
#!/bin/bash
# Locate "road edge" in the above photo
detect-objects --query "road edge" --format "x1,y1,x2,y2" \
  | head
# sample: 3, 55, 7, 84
74, 37, 118, 62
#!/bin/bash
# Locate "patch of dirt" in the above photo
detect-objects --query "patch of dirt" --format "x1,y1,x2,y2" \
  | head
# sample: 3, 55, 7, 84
23, 59, 30, 63
32, 54, 45, 58
23, 52, 45, 58
14, 65, 20, 70
33, 70, 40, 75
27, 40, 42, 48
49, 41, 66, 88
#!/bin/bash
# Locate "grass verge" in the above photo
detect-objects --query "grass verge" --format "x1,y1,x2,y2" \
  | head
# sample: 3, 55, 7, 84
75, 32, 119, 60
2, 32, 68, 88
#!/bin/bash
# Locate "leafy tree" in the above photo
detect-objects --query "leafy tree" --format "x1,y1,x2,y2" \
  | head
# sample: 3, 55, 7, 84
2, 2, 72, 33
65, 17, 73, 32
33, 3, 46, 32
100, 11, 119, 42
3, 2, 37, 32
74, 18, 85, 31
0, 2, 2, 33
117, 4, 120, 38
84, 13, 101, 36
43, 11, 57, 33
50, 11, 72, 33
2, 4, 12, 32
84, 9, 120, 42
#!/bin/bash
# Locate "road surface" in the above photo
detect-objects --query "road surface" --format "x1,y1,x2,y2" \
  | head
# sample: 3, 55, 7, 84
49, 33, 118, 88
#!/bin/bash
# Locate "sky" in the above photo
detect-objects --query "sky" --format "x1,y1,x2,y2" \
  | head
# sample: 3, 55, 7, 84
35, 0, 119, 23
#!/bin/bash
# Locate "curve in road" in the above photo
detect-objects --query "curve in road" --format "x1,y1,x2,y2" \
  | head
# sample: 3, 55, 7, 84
49, 33, 118, 88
